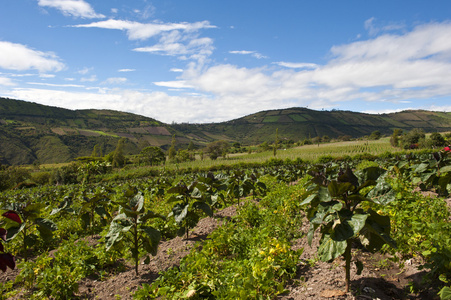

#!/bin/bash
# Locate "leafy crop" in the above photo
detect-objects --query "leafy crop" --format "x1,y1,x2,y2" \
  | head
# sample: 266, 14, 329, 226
167, 180, 213, 239
105, 188, 163, 275
301, 164, 396, 292
2, 202, 57, 261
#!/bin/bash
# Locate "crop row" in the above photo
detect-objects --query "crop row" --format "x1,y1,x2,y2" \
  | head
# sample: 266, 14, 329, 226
1, 149, 451, 299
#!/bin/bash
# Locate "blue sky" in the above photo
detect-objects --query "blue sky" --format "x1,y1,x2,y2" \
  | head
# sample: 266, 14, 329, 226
1, 0, 451, 123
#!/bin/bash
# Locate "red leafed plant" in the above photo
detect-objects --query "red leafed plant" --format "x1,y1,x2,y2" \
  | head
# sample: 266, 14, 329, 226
0, 210, 21, 272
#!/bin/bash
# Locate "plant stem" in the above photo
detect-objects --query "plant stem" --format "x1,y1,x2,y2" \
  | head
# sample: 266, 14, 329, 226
344, 240, 352, 293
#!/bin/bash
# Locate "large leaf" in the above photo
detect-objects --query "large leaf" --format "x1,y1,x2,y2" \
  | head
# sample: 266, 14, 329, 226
193, 201, 213, 217
50, 196, 74, 216
359, 209, 396, 251
367, 175, 396, 205
0, 253, 15, 272
2, 211, 22, 224
361, 167, 386, 182
35, 218, 57, 241
173, 204, 189, 224
130, 192, 144, 212
338, 168, 359, 187
141, 226, 161, 256
328, 181, 355, 198
333, 213, 369, 241
105, 220, 126, 250
440, 165, 451, 174
6, 223, 26, 241
439, 286, 451, 300
318, 233, 348, 262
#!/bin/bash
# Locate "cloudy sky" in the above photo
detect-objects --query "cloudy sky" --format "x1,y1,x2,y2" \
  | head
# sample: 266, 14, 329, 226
1, 0, 451, 123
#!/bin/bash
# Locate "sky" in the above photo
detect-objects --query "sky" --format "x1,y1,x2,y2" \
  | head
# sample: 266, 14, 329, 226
1, 1, 451, 124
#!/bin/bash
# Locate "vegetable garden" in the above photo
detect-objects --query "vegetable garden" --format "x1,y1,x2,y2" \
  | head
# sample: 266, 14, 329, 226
1, 141, 451, 299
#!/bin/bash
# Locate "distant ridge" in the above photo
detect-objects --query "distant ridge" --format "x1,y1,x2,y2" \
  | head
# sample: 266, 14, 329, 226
1, 97, 451, 165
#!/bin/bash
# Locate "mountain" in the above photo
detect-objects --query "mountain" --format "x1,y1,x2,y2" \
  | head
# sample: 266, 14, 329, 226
1, 97, 451, 165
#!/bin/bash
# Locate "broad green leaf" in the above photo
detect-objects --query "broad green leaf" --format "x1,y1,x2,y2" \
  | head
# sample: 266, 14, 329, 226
141, 226, 161, 256
438, 287, 451, 300
307, 223, 319, 246
94, 206, 109, 219
6, 223, 25, 241
130, 192, 144, 212
174, 204, 189, 224
440, 165, 451, 174
35, 218, 57, 241
193, 201, 213, 217
338, 168, 359, 187
333, 213, 368, 241
300, 194, 316, 206
359, 209, 396, 251
318, 186, 332, 202
318, 233, 347, 261
105, 221, 125, 250
367, 176, 396, 205
328, 181, 355, 197
361, 167, 386, 182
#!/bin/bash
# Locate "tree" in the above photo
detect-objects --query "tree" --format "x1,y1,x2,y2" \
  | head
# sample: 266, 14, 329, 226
175, 150, 195, 163
369, 130, 382, 140
91, 144, 102, 157
140, 146, 165, 166
429, 132, 446, 148
205, 141, 229, 160
401, 128, 425, 149
168, 135, 177, 160
390, 129, 402, 147
112, 138, 126, 168
187, 141, 195, 151
273, 128, 279, 157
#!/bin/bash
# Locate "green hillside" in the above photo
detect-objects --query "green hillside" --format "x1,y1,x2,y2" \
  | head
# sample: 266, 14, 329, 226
1, 97, 451, 165
174, 107, 451, 145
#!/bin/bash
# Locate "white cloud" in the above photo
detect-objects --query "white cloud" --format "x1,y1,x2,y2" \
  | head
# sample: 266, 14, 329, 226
72, 19, 215, 40
73, 19, 216, 61
103, 77, 127, 85
229, 50, 267, 59
0, 77, 15, 86
80, 75, 97, 82
153, 80, 193, 89
77, 67, 92, 74
0, 41, 65, 73
274, 62, 319, 69
38, 0, 105, 18
27, 82, 85, 88
118, 69, 135, 72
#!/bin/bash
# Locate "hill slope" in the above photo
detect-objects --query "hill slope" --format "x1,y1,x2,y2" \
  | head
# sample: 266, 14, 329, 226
174, 107, 451, 145
1, 98, 451, 165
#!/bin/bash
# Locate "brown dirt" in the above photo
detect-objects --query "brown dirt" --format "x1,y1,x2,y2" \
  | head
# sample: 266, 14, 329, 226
1, 201, 444, 299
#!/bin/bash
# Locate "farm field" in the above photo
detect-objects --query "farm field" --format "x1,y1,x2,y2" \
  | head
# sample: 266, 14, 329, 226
1, 139, 451, 299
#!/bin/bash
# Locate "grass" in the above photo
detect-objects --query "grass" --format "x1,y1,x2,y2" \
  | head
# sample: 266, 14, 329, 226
145, 137, 399, 172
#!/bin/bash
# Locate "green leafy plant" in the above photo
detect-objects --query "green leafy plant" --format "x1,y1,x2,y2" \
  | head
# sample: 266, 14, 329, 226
0, 211, 18, 272
2, 202, 57, 261
167, 180, 213, 239
105, 188, 163, 275
78, 187, 112, 232
301, 165, 396, 292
